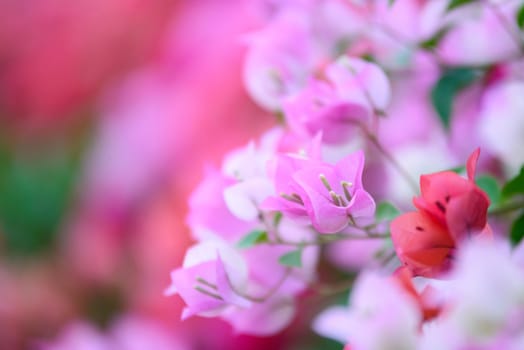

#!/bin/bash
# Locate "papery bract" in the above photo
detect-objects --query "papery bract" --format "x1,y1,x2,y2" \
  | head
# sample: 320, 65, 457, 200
418, 240, 524, 349
222, 295, 296, 336
326, 56, 391, 114
243, 9, 314, 110
263, 150, 375, 233
282, 78, 368, 145
393, 267, 442, 322
391, 149, 491, 277
165, 241, 251, 320
412, 148, 490, 241
437, 1, 521, 66
445, 240, 524, 342
187, 168, 256, 242
314, 272, 420, 350
220, 129, 282, 223
242, 244, 318, 296
391, 211, 455, 277
479, 81, 524, 176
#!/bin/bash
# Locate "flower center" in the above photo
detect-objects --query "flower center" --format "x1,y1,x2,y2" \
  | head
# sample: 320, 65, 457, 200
319, 174, 353, 207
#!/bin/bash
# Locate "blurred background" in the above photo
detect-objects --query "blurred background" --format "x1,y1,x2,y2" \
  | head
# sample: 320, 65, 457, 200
6, 0, 522, 348
0, 0, 326, 348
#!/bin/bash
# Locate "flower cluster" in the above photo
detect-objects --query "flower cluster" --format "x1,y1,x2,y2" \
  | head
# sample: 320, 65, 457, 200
315, 239, 524, 350
165, 128, 377, 335
167, 0, 524, 347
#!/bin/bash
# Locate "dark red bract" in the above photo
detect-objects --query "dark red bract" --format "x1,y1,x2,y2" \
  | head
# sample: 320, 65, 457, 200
391, 148, 492, 278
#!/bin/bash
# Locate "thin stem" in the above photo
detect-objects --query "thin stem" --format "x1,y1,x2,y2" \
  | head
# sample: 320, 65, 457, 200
195, 266, 292, 304
362, 127, 419, 194
236, 268, 292, 303
378, 249, 397, 267
341, 65, 419, 195
267, 231, 390, 248
259, 209, 284, 243
489, 198, 524, 216
312, 279, 355, 296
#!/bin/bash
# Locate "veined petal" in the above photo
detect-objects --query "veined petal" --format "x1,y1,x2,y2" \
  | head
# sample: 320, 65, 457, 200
334, 150, 366, 190
347, 189, 376, 218
445, 189, 489, 242
216, 254, 252, 308
466, 148, 481, 182
391, 211, 455, 277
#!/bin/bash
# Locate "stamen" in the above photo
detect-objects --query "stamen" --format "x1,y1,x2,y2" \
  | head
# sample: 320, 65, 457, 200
319, 174, 332, 191
337, 194, 348, 207
194, 286, 224, 300
341, 181, 353, 201
196, 277, 218, 290
329, 191, 341, 206
280, 193, 304, 205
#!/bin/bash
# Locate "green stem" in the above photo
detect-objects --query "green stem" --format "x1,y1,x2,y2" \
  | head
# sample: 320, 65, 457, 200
236, 268, 292, 303
363, 128, 419, 194
268, 231, 390, 248
489, 198, 524, 216
312, 279, 355, 296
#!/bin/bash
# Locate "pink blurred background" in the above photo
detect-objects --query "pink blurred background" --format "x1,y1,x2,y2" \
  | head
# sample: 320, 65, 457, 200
0, 0, 321, 348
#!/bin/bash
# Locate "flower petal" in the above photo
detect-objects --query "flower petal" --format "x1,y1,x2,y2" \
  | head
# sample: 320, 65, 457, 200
466, 148, 481, 182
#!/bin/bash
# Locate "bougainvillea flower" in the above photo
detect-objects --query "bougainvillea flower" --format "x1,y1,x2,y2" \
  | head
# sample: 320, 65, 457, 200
313, 271, 420, 349
412, 148, 490, 242
241, 244, 318, 297
165, 241, 251, 320
391, 149, 491, 277
417, 240, 524, 349
325, 56, 391, 115
243, 10, 314, 111
391, 211, 455, 277
187, 168, 256, 242
440, 240, 524, 342
393, 266, 442, 322
479, 81, 524, 176
221, 295, 296, 336
263, 150, 375, 233
262, 152, 322, 222
282, 78, 368, 144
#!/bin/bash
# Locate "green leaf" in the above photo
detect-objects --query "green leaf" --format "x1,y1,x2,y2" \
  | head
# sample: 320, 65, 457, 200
273, 211, 283, 227
517, 4, 524, 30
510, 212, 524, 246
237, 230, 268, 249
0, 134, 87, 256
431, 68, 479, 129
502, 166, 524, 199
447, 0, 478, 11
279, 248, 302, 267
419, 28, 448, 50
448, 165, 466, 174
375, 201, 401, 222
476, 175, 501, 207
